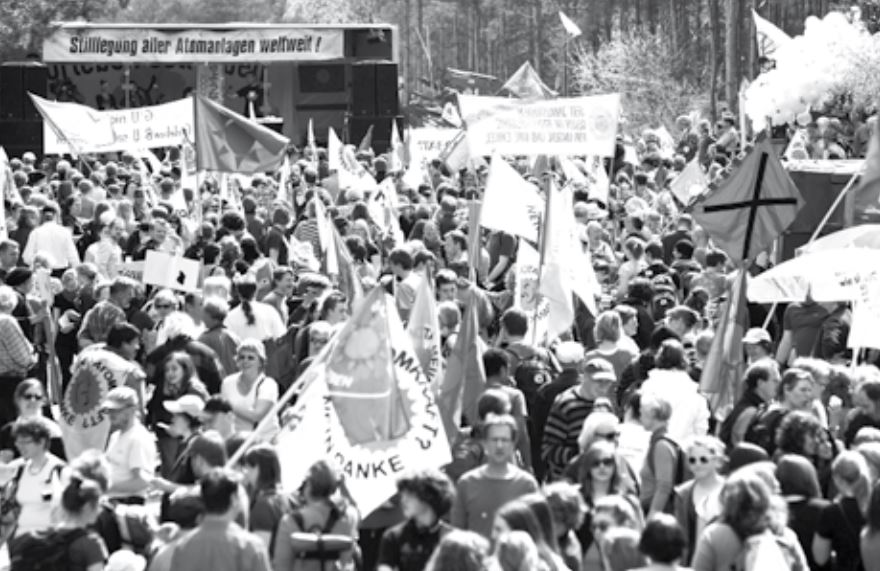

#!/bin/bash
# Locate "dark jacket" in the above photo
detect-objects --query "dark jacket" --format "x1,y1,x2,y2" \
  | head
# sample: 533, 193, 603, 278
146, 335, 224, 395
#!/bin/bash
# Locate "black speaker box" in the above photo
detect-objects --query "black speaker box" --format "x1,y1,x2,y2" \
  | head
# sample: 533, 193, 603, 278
0, 63, 47, 121
0, 120, 44, 159
350, 63, 376, 116
374, 62, 400, 116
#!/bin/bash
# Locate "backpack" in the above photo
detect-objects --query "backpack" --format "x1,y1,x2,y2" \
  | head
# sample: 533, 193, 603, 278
735, 531, 805, 571
9, 527, 89, 571
744, 406, 790, 456
650, 274, 678, 320
505, 344, 554, 408
289, 504, 356, 571
113, 502, 156, 556
645, 435, 687, 513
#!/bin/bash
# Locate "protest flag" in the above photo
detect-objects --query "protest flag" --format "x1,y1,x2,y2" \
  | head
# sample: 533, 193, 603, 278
669, 158, 708, 206
269, 286, 450, 517
559, 11, 583, 37
193, 96, 289, 174
699, 268, 749, 418
441, 101, 462, 127
389, 120, 405, 172
406, 279, 444, 391
516, 241, 551, 344
288, 233, 321, 272
328, 127, 343, 172
437, 291, 486, 439
313, 197, 337, 275
330, 225, 364, 309
692, 138, 803, 264
438, 129, 470, 173
358, 124, 374, 153
854, 119, 880, 221
276, 154, 292, 205
307, 118, 318, 166
481, 153, 544, 243
753, 10, 792, 63
29, 93, 116, 155
501, 61, 557, 99
540, 180, 600, 339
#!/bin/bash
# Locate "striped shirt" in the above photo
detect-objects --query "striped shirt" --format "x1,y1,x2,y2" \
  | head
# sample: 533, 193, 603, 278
292, 219, 321, 259
0, 314, 35, 377
541, 386, 595, 481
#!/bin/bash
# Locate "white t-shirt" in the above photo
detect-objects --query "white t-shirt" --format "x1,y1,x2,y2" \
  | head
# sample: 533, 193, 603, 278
105, 422, 157, 498
221, 373, 279, 441
14, 456, 65, 535
224, 300, 285, 342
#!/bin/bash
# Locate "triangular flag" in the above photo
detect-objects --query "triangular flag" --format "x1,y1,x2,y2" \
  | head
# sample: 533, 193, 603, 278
854, 120, 880, 222
436, 292, 486, 439
692, 138, 803, 264
313, 198, 336, 274
670, 158, 708, 205
540, 180, 599, 339
328, 127, 343, 172
481, 153, 544, 243
699, 268, 749, 419
389, 119, 404, 173
272, 287, 450, 517
277, 155, 292, 204
29, 93, 116, 155
559, 156, 587, 186
193, 96, 289, 174
501, 62, 557, 99
307, 118, 318, 162
329, 225, 364, 309
753, 10, 792, 63
358, 124, 374, 153
406, 279, 444, 391
559, 10, 583, 38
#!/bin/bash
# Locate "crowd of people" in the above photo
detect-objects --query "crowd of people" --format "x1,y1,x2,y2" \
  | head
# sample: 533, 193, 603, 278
0, 108, 876, 571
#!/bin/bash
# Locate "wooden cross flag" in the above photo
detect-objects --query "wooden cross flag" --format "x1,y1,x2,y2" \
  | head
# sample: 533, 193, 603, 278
692, 138, 803, 264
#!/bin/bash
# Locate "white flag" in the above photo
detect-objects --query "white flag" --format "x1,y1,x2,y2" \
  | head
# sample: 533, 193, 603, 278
559, 11, 582, 38
753, 10, 791, 62
516, 241, 551, 344
406, 279, 444, 391
670, 158, 708, 206
29, 93, 116, 154
328, 127, 343, 172
390, 120, 405, 173
481, 154, 544, 243
272, 287, 450, 517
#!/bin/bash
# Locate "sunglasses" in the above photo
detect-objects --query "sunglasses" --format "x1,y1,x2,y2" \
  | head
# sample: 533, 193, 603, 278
595, 431, 620, 441
237, 354, 259, 361
591, 521, 612, 533
592, 457, 615, 468
688, 456, 712, 465
21, 393, 43, 401
155, 303, 174, 310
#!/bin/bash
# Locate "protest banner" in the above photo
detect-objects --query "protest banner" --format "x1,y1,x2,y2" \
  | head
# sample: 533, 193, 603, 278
458, 93, 621, 158
408, 127, 461, 168
44, 26, 344, 63
143, 251, 201, 292
44, 97, 194, 155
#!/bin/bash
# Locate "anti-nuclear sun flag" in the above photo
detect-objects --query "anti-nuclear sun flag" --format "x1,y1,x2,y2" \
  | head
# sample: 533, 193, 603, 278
272, 287, 450, 517
194, 96, 289, 174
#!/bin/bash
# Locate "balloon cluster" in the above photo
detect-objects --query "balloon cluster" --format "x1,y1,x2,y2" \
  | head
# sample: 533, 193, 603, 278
746, 11, 876, 131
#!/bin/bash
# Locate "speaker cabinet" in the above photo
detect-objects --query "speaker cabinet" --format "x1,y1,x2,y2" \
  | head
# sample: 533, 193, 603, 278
298, 63, 347, 93
350, 61, 399, 118
0, 62, 47, 121
0, 120, 44, 159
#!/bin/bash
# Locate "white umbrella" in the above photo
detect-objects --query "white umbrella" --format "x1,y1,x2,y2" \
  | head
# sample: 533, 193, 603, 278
747, 247, 880, 303
799, 224, 880, 254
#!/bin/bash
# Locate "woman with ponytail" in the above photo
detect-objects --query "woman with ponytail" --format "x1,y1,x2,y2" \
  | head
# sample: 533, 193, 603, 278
813, 450, 871, 571
224, 274, 285, 342
9, 474, 108, 571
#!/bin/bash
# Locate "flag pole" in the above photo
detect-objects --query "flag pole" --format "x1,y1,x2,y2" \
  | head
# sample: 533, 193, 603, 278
563, 37, 569, 98
760, 166, 863, 329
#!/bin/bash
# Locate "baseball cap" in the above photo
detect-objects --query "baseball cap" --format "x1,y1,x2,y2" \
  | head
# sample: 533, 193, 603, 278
164, 394, 205, 418
742, 327, 772, 345
101, 386, 139, 411
555, 341, 585, 367
585, 358, 616, 383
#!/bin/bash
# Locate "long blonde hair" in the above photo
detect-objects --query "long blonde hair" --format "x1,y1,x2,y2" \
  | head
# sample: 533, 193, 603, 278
833, 450, 872, 515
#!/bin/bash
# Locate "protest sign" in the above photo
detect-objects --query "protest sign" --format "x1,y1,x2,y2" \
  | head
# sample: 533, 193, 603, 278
458, 93, 621, 158
44, 26, 344, 63
118, 260, 145, 282
44, 97, 194, 155
409, 128, 462, 168
143, 251, 201, 292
